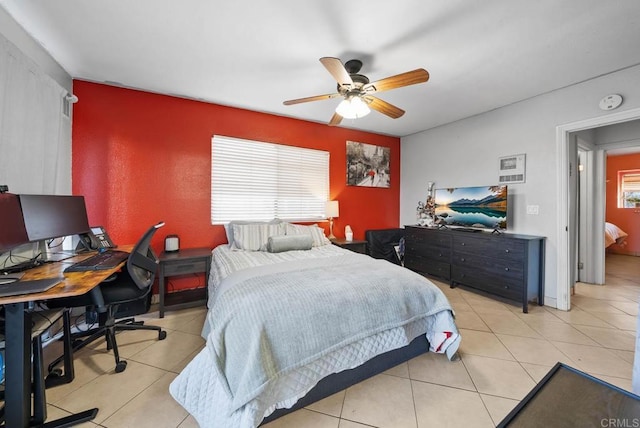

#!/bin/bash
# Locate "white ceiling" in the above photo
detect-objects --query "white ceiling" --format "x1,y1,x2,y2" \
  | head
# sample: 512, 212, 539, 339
2, 0, 640, 137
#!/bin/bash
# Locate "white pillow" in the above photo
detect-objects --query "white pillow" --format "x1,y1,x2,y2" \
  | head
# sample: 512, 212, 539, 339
267, 234, 313, 253
284, 223, 331, 247
232, 222, 285, 251
225, 219, 282, 248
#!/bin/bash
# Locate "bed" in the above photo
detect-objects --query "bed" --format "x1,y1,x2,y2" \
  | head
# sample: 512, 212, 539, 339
605, 222, 628, 248
169, 222, 460, 427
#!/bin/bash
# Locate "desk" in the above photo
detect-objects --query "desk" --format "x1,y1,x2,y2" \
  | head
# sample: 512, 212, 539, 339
1, 247, 131, 428
158, 247, 211, 318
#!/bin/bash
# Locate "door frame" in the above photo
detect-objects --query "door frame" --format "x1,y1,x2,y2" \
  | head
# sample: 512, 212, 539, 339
556, 106, 640, 311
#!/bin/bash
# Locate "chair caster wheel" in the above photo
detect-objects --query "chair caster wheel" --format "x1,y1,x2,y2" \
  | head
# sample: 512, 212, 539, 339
159, 331, 167, 340
47, 368, 63, 379
115, 360, 127, 373
49, 368, 62, 377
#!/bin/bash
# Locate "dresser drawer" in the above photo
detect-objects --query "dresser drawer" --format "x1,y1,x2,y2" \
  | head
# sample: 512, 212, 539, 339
452, 235, 525, 261
406, 228, 451, 247
162, 259, 208, 276
406, 242, 451, 260
451, 265, 523, 300
405, 253, 451, 280
452, 253, 523, 281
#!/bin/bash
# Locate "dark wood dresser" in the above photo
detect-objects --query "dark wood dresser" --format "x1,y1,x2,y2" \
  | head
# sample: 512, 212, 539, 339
404, 225, 545, 312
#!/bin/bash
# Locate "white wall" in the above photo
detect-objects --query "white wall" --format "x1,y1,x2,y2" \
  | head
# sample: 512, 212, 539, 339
594, 118, 640, 146
0, 10, 74, 266
400, 64, 640, 308
0, 7, 71, 91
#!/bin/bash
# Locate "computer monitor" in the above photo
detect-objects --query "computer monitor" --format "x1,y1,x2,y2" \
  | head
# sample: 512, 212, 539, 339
0, 193, 30, 253
18, 194, 91, 242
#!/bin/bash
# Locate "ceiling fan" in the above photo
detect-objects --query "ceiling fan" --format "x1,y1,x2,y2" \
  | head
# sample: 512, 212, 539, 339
283, 57, 429, 126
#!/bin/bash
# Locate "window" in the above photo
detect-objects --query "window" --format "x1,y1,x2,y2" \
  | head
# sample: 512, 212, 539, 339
211, 135, 330, 224
618, 169, 640, 208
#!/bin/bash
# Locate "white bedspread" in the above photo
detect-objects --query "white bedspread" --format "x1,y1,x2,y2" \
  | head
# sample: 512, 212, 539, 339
170, 245, 460, 427
605, 222, 628, 248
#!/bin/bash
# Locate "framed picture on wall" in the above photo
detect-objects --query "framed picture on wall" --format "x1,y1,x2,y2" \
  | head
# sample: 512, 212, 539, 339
346, 141, 390, 188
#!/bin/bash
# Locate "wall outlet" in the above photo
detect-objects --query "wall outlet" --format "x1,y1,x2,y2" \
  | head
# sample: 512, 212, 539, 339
526, 205, 539, 215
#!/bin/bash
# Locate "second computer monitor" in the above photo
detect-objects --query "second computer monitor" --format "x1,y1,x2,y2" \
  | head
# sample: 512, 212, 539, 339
19, 194, 91, 242
0, 193, 30, 253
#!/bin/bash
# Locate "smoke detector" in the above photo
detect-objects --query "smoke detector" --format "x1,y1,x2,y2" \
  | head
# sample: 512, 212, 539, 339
599, 94, 623, 111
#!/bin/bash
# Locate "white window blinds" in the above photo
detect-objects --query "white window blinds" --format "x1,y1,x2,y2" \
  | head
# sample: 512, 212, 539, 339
620, 170, 640, 208
211, 135, 330, 224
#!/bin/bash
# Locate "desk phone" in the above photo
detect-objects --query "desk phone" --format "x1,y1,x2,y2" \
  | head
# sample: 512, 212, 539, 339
79, 226, 116, 250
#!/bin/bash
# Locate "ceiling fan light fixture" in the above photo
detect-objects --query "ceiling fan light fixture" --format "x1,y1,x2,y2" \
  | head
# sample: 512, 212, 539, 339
336, 96, 370, 119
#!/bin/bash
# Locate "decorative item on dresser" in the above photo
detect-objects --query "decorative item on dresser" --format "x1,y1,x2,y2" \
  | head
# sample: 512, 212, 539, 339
416, 181, 436, 227
404, 225, 545, 313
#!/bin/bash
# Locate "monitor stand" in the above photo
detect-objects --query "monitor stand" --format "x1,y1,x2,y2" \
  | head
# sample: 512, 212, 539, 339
37, 239, 79, 262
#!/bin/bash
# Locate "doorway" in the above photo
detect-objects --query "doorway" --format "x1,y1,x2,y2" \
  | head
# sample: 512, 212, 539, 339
557, 106, 640, 311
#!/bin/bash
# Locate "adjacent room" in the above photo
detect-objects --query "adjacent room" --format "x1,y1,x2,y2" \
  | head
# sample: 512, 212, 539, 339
1, 1, 639, 427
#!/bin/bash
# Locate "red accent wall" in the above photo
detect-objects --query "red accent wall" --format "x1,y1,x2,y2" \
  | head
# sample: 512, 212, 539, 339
72, 81, 400, 289
606, 153, 640, 255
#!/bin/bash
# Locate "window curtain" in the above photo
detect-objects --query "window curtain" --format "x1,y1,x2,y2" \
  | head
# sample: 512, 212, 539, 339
0, 33, 71, 195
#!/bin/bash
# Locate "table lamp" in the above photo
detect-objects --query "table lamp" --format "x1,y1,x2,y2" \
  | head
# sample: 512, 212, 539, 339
325, 200, 340, 239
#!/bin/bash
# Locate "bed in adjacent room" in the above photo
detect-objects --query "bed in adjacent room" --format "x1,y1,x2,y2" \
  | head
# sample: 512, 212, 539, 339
169, 221, 460, 427
605, 222, 628, 248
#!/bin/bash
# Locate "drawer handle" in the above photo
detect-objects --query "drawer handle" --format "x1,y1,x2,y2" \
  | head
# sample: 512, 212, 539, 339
505, 249, 510, 253
504, 267, 510, 271
460, 258, 465, 262
504, 285, 509, 289
438, 253, 443, 257
461, 242, 466, 246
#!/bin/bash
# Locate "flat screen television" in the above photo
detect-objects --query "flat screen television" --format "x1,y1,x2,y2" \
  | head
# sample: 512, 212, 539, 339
19, 194, 91, 241
0, 193, 30, 253
434, 185, 508, 231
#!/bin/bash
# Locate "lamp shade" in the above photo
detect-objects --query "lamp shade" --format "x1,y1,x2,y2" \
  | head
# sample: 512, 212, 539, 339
325, 200, 340, 218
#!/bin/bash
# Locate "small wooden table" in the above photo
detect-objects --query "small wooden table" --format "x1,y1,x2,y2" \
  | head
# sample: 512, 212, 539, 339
330, 238, 368, 254
158, 247, 211, 318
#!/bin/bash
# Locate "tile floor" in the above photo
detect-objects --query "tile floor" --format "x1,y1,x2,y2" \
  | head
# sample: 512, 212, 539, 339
37, 254, 639, 427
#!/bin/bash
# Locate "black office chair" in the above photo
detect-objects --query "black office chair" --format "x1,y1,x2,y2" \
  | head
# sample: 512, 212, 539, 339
48, 222, 167, 373
365, 228, 405, 265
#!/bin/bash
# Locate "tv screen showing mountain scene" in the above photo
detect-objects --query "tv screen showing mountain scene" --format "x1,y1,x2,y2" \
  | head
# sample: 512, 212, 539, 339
434, 185, 508, 230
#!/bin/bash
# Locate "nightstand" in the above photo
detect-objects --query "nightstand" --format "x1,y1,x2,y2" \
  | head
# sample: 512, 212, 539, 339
330, 238, 368, 254
158, 247, 212, 318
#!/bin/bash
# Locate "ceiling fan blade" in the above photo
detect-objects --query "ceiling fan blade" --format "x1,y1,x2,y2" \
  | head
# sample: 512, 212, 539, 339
363, 69, 429, 93
283, 93, 341, 105
366, 96, 405, 119
328, 112, 343, 126
320, 57, 353, 89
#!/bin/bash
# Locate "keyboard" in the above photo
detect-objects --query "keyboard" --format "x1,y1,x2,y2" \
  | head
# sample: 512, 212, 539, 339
0, 277, 63, 298
64, 250, 130, 273
0, 259, 44, 274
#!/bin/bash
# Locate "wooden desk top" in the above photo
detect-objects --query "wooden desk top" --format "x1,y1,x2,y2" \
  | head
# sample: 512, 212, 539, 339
0, 245, 133, 305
